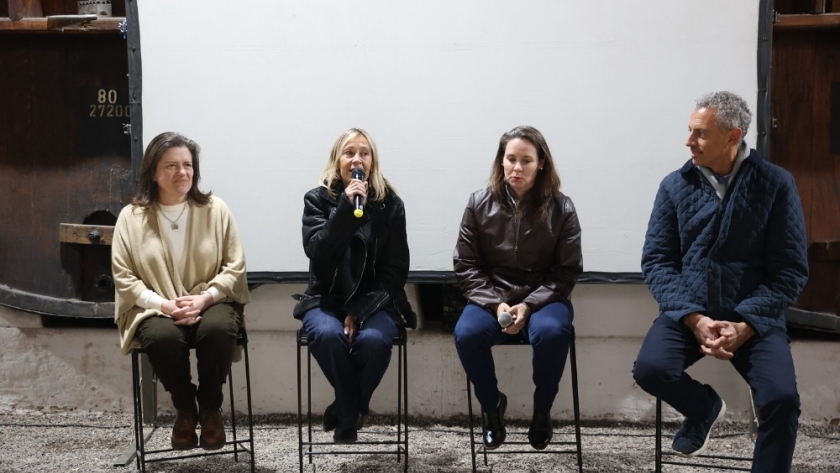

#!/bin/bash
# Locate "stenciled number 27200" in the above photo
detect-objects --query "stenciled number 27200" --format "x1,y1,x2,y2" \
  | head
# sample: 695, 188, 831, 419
89, 89, 130, 118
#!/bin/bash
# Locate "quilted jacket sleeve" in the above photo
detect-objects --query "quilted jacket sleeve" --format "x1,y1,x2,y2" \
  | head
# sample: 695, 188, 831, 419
733, 173, 808, 336
642, 178, 707, 322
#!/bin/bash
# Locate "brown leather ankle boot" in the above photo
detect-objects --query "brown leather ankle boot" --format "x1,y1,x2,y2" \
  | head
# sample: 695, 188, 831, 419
198, 407, 226, 450
171, 410, 198, 450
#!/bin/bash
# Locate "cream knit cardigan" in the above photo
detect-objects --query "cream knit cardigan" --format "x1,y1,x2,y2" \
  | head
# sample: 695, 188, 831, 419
112, 196, 250, 355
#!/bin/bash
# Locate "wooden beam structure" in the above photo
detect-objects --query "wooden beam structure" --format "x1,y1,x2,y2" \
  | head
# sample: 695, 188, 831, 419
775, 12, 840, 29
59, 223, 114, 245
0, 16, 122, 32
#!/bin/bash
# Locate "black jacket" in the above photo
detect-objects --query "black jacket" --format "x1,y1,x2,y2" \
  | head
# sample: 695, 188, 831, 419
454, 186, 582, 314
293, 184, 416, 328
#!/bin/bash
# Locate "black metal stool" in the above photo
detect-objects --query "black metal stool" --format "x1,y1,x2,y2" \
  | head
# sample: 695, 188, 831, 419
655, 391, 757, 472
297, 326, 409, 473
466, 325, 583, 473
130, 328, 255, 473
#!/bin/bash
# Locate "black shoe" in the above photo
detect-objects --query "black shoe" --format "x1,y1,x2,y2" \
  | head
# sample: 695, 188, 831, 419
672, 394, 726, 457
528, 410, 553, 450
333, 427, 358, 444
323, 402, 338, 432
481, 392, 507, 450
356, 413, 368, 431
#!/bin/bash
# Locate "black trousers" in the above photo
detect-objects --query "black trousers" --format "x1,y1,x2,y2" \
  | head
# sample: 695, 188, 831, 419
633, 314, 800, 473
136, 302, 243, 412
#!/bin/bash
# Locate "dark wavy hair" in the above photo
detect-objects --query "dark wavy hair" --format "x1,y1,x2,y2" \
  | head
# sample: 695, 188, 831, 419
489, 126, 561, 220
131, 132, 212, 208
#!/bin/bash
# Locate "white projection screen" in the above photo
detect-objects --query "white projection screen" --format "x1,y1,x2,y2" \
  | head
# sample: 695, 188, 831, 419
137, 0, 759, 274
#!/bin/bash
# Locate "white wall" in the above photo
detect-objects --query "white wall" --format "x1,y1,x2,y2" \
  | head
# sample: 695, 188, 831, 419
138, 0, 760, 273
2, 284, 839, 426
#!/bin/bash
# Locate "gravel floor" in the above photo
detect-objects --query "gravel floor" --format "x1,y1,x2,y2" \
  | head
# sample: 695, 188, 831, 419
1, 412, 839, 472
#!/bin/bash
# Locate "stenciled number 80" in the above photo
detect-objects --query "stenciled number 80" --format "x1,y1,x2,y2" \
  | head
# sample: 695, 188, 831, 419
97, 89, 118, 104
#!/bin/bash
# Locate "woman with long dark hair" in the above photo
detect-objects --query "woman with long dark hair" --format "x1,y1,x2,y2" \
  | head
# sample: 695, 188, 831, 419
454, 125, 582, 451
113, 132, 249, 451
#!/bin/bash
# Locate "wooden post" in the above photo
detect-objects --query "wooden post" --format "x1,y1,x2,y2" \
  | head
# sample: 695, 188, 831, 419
815, 0, 827, 13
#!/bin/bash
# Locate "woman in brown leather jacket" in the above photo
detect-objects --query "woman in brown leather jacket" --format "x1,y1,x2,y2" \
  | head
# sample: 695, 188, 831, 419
453, 125, 582, 451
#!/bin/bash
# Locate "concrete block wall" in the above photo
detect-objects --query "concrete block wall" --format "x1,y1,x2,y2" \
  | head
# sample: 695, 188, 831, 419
1, 284, 839, 426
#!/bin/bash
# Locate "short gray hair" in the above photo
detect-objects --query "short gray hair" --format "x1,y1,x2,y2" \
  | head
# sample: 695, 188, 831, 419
695, 91, 752, 135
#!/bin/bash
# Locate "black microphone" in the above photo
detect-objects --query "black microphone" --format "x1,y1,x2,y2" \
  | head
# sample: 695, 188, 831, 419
351, 167, 365, 218
498, 311, 513, 328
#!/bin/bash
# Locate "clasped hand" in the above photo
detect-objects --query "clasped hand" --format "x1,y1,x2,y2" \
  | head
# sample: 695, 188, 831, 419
344, 314, 358, 344
497, 303, 530, 335
163, 293, 214, 326
683, 313, 754, 360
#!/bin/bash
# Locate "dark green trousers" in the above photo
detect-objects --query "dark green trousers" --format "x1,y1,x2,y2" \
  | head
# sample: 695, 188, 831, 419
136, 302, 243, 412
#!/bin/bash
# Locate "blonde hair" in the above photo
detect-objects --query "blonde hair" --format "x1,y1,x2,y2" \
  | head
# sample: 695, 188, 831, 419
318, 128, 396, 201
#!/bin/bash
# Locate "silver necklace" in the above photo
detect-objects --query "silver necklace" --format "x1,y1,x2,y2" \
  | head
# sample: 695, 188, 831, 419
159, 201, 188, 230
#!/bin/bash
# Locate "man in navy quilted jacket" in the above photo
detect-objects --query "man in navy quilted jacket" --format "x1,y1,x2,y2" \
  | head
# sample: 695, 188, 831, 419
632, 91, 808, 473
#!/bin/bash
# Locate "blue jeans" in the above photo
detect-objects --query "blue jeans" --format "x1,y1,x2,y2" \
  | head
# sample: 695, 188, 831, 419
302, 308, 398, 429
454, 301, 574, 413
633, 314, 800, 473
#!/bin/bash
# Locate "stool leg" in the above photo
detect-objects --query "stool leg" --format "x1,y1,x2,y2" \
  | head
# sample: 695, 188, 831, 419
306, 344, 314, 464
136, 352, 149, 473
400, 340, 409, 472
229, 367, 238, 460
404, 339, 410, 472
243, 342, 255, 473
570, 328, 583, 473
132, 351, 145, 473
748, 387, 758, 442
297, 337, 304, 473
655, 397, 662, 473
467, 377, 478, 473
480, 394, 488, 467
396, 340, 403, 464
